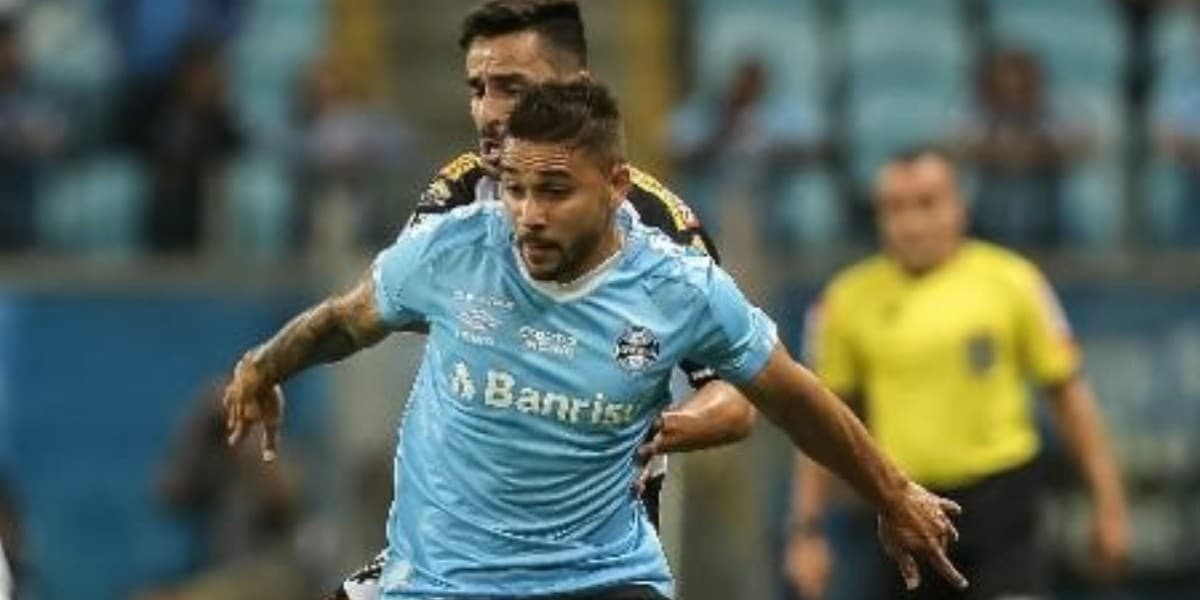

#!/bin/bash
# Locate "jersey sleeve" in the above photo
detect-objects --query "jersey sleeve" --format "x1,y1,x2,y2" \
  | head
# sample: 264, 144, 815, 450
685, 264, 779, 385
371, 216, 444, 329
407, 152, 485, 227
804, 289, 861, 397
1013, 267, 1081, 386
627, 167, 719, 262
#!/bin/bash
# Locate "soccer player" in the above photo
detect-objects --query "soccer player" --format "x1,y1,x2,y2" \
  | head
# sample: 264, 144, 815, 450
337, 2, 755, 596
223, 80, 966, 600
784, 149, 1129, 600
424, 0, 753, 503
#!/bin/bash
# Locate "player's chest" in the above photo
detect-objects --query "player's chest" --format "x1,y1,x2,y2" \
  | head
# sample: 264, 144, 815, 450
852, 278, 1017, 373
430, 278, 687, 401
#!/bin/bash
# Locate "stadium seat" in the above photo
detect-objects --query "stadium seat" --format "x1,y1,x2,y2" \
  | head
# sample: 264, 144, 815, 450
843, 0, 960, 20
847, 92, 965, 184
1061, 161, 1123, 247
231, 0, 327, 146
224, 154, 295, 259
19, 0, 120, 146
1141, 156, 1200, 247
232, 82, 295, 148
37, 156, 147, 257
987, 0, 1126, 94
777, 169, 844, 248
985, 0, 1117, 21
844, 11, 970, 100
1150, 4, 1200, 109
692, 5, 828, 105
1056, 90, 1126, 247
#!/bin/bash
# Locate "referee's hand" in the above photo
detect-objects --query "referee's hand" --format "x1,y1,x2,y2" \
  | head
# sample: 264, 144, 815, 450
877, 482, 968, 591
222, 357, 285, 462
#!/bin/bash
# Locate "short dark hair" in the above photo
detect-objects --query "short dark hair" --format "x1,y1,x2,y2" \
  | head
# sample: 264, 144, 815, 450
888, 145, 957, 169
459, 0, 587, 67
506, 80, 624, 165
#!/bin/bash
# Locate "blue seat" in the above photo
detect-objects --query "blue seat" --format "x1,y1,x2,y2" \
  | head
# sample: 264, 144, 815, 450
21, 0, 120, 142
37, 156, 146, 257
1060, 161, 1123, 247
777, 169, 843, 248
985, 0, 1116, 21
692, 6, 828, 104
1150, 5, 1200, 107
988, 0, 1126, 94
1141, 156, 1200, 246
847, 92, 964, 184
1056, 89, 1127, 156
845, 12, 970, 99
230, 0, 328, 146
844, 0, 960, 20
1051, 90, 1125, 247
232, 81, 294, 147
226, 154, 295, 259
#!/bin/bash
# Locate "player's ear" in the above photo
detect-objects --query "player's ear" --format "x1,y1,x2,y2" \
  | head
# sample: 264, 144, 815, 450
609, 162, 631, 207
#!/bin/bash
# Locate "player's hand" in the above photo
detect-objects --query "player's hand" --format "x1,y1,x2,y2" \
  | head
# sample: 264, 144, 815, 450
636, 410, 712, 459
784, 532, 832, 599
877, 482, 968, 591
1089, 500, 1130, 580
633, 411, 696, 494
632, 416, 665, 495
222, 355, 285, 462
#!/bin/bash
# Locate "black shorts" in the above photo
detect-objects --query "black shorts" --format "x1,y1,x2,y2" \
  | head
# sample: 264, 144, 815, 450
886, 460, 1046, 600
640, 472, 666, 530
532, 585, 669, 600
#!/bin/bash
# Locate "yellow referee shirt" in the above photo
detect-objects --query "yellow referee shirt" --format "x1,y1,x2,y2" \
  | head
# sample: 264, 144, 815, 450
808, 241, 1080, 489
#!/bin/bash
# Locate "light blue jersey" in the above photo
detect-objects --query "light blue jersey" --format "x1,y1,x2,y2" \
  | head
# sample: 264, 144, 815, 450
371, 202, 778, 599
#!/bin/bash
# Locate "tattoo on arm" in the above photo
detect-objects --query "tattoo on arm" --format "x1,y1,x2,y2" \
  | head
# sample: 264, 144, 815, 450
246, 276, 389, 384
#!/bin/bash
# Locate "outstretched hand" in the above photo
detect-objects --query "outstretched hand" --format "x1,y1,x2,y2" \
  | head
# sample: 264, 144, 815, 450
222, 357, 285, 462
877, 482, 968, 591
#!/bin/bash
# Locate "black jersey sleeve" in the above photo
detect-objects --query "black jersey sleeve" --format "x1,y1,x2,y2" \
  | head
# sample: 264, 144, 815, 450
407, 152, 488, 227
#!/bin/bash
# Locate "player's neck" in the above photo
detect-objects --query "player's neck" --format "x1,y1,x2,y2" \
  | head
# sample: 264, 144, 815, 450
894, 240, 965, 277
557, 223, 624, 285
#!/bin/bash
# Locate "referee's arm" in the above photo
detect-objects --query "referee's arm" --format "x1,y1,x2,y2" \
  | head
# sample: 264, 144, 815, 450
1046, 376, 1129, 577
1020, 274, 1130, 577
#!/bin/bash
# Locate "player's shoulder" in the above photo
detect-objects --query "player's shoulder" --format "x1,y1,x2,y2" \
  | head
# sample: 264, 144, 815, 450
963, 240, 1045, 288
400, 200, 507, 259
626, 165, 702, 235
629, 221, 719, 292
826, 253, 894, 300
415, 151, 489, 215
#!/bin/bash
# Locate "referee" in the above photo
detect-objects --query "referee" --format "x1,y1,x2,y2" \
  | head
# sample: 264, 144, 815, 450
785, 149, 1129, 599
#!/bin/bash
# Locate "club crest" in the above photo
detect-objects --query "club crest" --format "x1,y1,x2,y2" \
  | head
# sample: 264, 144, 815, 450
614, 325, 659, 372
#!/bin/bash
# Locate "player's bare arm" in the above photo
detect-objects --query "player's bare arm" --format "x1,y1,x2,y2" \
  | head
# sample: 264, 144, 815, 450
223, 274, 389, 460
740, 344, 968, 592
639, 380, 755, 458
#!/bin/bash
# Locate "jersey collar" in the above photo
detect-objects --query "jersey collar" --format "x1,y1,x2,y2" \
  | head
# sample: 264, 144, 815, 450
512, 205, 636, 303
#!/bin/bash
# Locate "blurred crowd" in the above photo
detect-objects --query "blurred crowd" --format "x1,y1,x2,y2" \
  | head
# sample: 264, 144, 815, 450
0, 0, 415, 260
0, 0, 1198, 259
672, 0, 1200, 251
